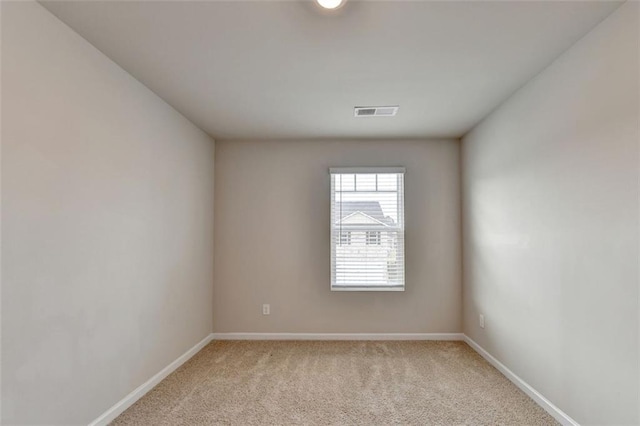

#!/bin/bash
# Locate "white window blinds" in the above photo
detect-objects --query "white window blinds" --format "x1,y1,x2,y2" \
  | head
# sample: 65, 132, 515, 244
330, 167, 405, 291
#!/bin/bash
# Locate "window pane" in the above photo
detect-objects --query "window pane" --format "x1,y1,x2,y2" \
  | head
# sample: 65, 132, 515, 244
355, 174, 376, 191
335, 174, 355, 191
377, 174, 398, 191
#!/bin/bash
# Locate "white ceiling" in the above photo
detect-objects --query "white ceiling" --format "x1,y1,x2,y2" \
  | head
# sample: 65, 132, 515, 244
41, 0, 621, 140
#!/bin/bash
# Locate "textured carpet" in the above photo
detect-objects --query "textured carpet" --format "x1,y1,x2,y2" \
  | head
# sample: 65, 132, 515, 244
111, 340, 558, 425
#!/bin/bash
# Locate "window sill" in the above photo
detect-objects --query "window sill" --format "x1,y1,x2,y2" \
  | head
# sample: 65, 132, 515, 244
331, 286, 405, 292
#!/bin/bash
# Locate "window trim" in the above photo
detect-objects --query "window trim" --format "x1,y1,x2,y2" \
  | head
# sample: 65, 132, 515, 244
329, 167, 406, 174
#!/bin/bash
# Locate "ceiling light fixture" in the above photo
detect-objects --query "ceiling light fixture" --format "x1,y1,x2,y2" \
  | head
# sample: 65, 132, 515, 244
316, 0, 345, 10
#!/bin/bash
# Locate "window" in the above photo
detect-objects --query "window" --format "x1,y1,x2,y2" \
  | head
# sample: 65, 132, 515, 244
330, 167, 405, 291
366, 231, 381, 245
340, 231, 351, 245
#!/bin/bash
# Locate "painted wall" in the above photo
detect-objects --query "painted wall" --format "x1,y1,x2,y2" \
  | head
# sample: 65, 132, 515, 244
214, 139, 461, 334
1, 2, 215, 424
461, 2, 638, 424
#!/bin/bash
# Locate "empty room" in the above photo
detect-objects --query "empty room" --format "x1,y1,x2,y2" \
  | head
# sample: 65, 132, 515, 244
2, 0, 638, 425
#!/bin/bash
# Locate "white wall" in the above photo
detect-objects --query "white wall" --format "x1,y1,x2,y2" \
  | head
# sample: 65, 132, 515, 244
214, 139, 461, 334
1, 2, 215, 424
462, 2, 638, 424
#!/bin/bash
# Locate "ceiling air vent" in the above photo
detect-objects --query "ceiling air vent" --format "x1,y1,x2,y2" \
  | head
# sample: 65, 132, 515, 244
354, 106, 399, 117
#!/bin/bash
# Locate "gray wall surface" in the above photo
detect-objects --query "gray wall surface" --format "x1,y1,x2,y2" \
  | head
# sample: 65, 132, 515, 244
462, 3, 639, 424
1, 2, 216, 424
214, 139, 461, 334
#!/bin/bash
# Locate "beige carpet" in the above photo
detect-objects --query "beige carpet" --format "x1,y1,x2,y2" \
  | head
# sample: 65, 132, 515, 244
112, 341, 558, 425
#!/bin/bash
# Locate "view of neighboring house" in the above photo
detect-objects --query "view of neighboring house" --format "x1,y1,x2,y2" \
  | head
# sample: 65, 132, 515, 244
333, 201, 402, 288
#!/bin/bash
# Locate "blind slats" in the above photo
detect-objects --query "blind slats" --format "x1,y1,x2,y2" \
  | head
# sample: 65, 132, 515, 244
330, 168, 405, 291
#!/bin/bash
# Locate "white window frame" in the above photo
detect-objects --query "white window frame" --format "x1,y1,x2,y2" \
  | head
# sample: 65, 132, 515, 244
330, 167, 406, 292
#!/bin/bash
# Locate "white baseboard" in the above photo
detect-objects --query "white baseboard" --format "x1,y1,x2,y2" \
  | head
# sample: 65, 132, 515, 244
463, 335, 579, 426
211, 332, 464, 341
89, 333, 214, 426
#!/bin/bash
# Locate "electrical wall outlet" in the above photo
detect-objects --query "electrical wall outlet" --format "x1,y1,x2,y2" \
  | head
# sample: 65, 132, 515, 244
479, 314, 485, 329
262, 304, 270, 315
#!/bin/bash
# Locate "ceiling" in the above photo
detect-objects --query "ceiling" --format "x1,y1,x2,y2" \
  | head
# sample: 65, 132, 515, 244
41, 0, 621, 140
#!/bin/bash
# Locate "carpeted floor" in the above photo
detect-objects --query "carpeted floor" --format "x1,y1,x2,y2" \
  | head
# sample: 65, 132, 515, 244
111, 340, 558, 425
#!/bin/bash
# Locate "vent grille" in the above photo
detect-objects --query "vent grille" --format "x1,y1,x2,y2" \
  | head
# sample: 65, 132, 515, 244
354, 106, 399, 117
